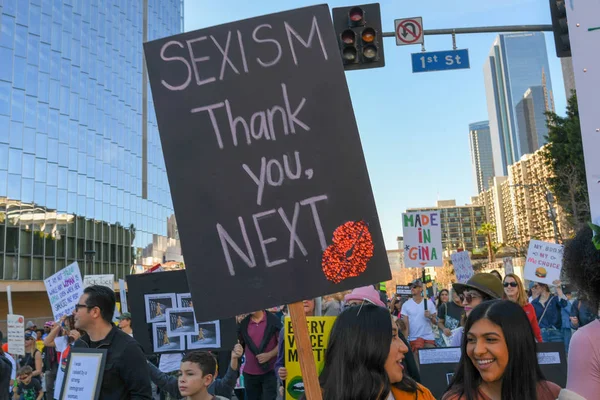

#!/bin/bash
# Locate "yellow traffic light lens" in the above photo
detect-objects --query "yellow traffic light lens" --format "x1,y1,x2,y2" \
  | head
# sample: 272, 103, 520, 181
349, 7, 364, 23
363, 45, 377, 60
342, 47, 357, 62
341, 30, 355, 44
362, 28, 375, 43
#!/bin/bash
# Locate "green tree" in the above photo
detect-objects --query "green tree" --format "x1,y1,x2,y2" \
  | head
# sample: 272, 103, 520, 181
543, 93, 590, 229
477, 223, 496, 263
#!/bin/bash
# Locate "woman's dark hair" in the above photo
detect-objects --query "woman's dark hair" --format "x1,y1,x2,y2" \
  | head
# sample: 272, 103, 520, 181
437, 289, 449, 308
444, 300, 550, 400
563, 225, 600, 311
318, 304, 420, 400
83, 285, 116, 324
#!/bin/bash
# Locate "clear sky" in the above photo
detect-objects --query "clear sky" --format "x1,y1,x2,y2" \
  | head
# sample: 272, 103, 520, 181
183, 0, 567, 250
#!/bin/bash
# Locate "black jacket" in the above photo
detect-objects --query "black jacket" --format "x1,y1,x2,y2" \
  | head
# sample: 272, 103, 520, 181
72, 326, 152, 400
0, 354, 11, 400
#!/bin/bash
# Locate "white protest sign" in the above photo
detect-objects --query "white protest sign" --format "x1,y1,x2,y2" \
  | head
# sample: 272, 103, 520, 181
7, 314, 25, 355
119, 279, 128, 313
402, 211, 443, 267
451, 251, 474, 283
503, 257, 514, 275
7, 285, 13, 314
60, 350, 106, 400
44, 262, 84, 321
523, 240, 564, 285
83, 274, 114, 290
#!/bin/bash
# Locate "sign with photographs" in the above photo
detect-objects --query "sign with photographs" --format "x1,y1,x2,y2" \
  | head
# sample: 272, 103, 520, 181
127, 270, 236, 354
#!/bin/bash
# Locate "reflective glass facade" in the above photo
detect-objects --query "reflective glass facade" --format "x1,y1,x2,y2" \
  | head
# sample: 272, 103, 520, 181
0, 0, 183, 280
483, 32, 553, 176
469, 121, 495, 194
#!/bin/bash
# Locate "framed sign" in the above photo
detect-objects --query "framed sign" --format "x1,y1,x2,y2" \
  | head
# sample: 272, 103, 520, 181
143, 4, 391, 322
59, 348, 107, 400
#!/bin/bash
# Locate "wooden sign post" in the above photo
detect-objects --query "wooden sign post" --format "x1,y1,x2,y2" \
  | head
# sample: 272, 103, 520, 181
288, 302, 323, 400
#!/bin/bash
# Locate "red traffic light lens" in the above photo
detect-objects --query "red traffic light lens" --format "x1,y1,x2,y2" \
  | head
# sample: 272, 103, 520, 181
349, 7, 364, 23
361, 27, 376, 43
342, 46, 358, 62
341, 29, 356, 44
363, 45, 377, 60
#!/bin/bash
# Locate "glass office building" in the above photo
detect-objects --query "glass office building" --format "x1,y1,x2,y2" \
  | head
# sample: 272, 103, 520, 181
469, 121, 495, 194
0, 0, 183, 281
483, 32, 553, 176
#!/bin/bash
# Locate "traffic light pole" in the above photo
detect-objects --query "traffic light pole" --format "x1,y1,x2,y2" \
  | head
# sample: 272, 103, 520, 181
381, 24, 553, 38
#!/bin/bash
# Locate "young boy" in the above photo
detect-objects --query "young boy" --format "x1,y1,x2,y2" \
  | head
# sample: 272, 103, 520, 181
178, 352, 228, 400
14, 366, 43, 400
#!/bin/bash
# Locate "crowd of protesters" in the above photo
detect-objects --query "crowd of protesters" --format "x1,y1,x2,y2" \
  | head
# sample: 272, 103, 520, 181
1, 224, 599, 400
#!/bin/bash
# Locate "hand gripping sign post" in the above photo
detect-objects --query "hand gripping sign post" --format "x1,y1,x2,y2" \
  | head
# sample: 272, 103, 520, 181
144, 6, 391, 399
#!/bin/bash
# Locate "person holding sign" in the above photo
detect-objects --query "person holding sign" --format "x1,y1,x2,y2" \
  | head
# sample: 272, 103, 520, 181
502, 274, 542, 343
314, 304, 435, 399
400, 280, 437, 357
72, 285, 152, 399
442, 300, 560, 400
530, 281, 568, 343
177, 352, 229, 400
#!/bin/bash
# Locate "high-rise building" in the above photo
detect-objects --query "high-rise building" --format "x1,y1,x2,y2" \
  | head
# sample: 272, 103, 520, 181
0, 0, 183, 289
406, 200, 487, 253
483, 32, 554, 176
476, 146, 572, 250
469, 121, 495, 194
515, 86, 549, 154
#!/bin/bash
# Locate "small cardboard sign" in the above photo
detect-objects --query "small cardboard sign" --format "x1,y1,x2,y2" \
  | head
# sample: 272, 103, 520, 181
396, 285, 412, 296
7, 314, 25, 355
284, 316, 335, 399
118, 279, 128, 313
503, 257, 514, 275
83, 274, 114, 290
451, 251, 474, 283
524, 240, 564, 285
59, 348, 107, 400
143, 4, 390, 322
402, 211, 443, 267
44, 262, 84, 321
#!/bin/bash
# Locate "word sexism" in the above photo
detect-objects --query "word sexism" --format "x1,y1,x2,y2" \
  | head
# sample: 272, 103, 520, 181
158, 16, 328, 91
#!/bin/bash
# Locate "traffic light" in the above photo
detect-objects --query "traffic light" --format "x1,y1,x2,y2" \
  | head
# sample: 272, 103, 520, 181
332, 3, 385, 70
549, 0, 571, 58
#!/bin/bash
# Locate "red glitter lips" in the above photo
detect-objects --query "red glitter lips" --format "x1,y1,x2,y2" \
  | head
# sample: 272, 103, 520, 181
321, 221, 374, 283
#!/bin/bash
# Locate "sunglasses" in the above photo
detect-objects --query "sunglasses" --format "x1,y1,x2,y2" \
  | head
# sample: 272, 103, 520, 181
459, 292, 482, 303
503, 282, 518, 288
74, 303, 94, 312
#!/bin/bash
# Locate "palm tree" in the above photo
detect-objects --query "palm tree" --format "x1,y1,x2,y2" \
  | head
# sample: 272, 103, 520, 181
477, 223, 496, 263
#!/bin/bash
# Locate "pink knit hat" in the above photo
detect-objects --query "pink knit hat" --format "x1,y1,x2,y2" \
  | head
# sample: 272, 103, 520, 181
344, 286, 386, 308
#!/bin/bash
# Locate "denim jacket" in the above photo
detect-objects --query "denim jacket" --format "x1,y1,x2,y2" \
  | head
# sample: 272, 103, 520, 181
532, 294, 568, 329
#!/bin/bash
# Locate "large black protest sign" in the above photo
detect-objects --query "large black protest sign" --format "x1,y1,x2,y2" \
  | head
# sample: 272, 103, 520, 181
144, 5, 390, 322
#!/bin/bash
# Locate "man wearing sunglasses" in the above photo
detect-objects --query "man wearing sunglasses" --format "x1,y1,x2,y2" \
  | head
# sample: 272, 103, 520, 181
449, 273, 504, 347
72, 285, 152, 399
400, 279, 438, 360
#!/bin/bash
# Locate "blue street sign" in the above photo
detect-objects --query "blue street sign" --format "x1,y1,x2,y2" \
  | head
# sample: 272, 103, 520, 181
411, 49, 470, 73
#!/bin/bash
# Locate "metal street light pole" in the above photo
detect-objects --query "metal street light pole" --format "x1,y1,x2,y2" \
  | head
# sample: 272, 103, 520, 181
511, 184, 562, 244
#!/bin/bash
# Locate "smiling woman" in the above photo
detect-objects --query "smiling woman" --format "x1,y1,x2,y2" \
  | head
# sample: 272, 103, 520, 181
311, 304, 435, 400
443, 300, 561, 400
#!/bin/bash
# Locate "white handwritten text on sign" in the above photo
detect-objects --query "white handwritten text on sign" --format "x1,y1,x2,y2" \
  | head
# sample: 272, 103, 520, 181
44, 262, 84, 321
